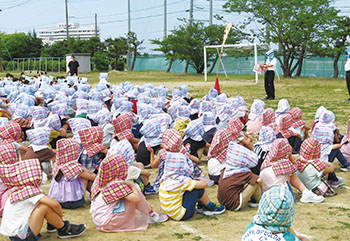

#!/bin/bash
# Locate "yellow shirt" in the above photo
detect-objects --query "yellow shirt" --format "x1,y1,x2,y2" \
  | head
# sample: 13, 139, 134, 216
159, 178, 196, 221
173, 119, 190, 138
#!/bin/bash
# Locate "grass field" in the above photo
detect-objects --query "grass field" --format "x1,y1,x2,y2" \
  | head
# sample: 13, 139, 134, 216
0, 71, 350, 241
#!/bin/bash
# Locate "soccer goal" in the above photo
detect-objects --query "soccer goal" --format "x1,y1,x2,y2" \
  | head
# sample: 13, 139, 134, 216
203, 43, 258, 83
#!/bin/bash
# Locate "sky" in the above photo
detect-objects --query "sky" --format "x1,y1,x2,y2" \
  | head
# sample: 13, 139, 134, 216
0, 0, 349, 53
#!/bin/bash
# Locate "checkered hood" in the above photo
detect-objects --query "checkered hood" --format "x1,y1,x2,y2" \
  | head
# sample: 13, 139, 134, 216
184, 119, 205, 141
254, 185, 294, 233
208, 88, 218, 99
179, 85, 188, 96
119, 101, 134, 113
93, 108, 112, 129
275, 99, 290, 117
207, 128, 234, 162
53, 139, 84, 180
217, 104, 232, 122
140, 119, 162, 147
296, 138, 325, 172
101, 88, 111, 101
202, 112, 216, 132
138, 94, 152, 104
0, 117, 10, 127
223, 142, 258, 178
162, 152, 193, 191
26, 127, 51, 146
0, 143, 19, 164
172, 88, 182, 97
177, 106, 191, 120
0, 159, 43, 203
112, 113, 134, 141
162, 129, 183, 152
68, 118, 92, 142
87, 101, 103, 115
155, 86, 168, 98
78, 127, 105, 157
91, 154, 132, 204
314, 106, 326, 122
35, 114, 61, 131
13, 104, 30, 119
312, 124, 334, 146
0, 123, 22, 144
199, 101, 213, 115
319, 110, 336, 130
76, 98, 89, 113
261, 138, 296, 176
289, 107, 305, 129
48, 102, 68, 117
150, 113, 172, 135
107, 139, 135, 166
31, 106, 49, 121
248, 99, 265, 121
137, 103, 159, 122
256, 126, 276, 146
152, 98, 166, 110
278, 113, 294, 138
189, 98, 200, 115
89, 89, 103, 102
227, 117, 244, 139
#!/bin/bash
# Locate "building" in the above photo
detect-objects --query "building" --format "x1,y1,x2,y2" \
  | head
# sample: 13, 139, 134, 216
38, 23, 99, 45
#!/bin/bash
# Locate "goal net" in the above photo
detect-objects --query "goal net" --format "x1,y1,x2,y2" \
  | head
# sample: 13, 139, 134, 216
203, 43, 259, 83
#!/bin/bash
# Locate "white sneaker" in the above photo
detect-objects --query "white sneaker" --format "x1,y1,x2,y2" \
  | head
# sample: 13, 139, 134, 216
148, 211, 168, 224
340, 166, 350, 172
300, 189, 324, 203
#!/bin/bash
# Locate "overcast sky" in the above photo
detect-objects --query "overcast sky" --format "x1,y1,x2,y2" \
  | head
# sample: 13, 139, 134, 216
0, 0, 349, 53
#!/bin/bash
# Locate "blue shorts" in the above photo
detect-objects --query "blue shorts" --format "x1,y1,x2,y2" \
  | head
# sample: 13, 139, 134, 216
180, 189, 205, 221
10, 227, 41, 241
60, 196, 85, 209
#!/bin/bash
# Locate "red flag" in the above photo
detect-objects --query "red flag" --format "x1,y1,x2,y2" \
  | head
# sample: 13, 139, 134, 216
214, 77, 220, 94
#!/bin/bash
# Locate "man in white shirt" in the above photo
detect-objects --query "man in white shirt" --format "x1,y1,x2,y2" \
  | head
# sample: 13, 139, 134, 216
345, 46, 350, 101
262, 49, 277, 100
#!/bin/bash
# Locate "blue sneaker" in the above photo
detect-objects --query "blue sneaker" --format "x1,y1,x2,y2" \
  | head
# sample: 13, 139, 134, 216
202, 203, 225, 216
144, 185, 158, 195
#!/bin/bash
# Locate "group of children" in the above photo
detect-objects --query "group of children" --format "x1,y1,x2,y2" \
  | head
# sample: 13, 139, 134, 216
0, 72, 348, 240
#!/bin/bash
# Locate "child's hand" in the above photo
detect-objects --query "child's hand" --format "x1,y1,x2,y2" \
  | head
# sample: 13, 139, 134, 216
147, 146, 154, 153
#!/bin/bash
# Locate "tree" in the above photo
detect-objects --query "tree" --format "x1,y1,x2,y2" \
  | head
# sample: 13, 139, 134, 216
105, 37, 128, 70
92, 51, 109, 71
224, 0, 339, 77
127, 31, 144, 71
151, 35, 178, 72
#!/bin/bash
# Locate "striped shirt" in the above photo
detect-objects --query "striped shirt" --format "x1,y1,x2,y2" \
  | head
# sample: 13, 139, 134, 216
159, 178, 196, 221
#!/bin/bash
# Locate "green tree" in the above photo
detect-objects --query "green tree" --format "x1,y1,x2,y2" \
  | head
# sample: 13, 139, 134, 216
224, 0, 339, 77
42, 40, 69, 57
106, 37, 128, 70
127, 31, 144, 71
92, 51, 109, 71
151, 35, 180, 72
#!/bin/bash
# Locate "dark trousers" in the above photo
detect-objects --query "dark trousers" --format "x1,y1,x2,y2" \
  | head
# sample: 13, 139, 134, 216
264, 70, 275, 98
346, 71, 350, 96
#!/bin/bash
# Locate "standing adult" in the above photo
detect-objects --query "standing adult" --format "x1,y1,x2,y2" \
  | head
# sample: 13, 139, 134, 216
67, 55, 80, 76
345, 46, 350, 101
262, 50, 277, 100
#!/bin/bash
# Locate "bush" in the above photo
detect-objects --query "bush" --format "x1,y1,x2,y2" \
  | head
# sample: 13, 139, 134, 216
92, 52, 109, 71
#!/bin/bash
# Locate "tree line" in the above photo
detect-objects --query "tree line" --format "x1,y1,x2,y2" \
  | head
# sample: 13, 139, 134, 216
1, 0, 350, 77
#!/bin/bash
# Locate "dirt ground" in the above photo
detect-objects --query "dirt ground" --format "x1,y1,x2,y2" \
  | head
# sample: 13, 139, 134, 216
1, 75, 350, 240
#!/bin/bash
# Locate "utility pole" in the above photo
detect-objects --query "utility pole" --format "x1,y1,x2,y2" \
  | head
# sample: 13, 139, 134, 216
95, 13, 98, 37
164, 0, 167, 38
209, 0, 213, 25
65, 0, 69, 46
127, 0, 131, 71
190, 0, 193, 25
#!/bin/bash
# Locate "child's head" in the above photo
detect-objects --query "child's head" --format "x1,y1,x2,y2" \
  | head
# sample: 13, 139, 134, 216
256, 126, 276, 146
253, 185, 294, 233
300, 138, 321, 160
249, 99, 265, 121
184, 119, 205, 141
276, 99, 290, 114
0, 122, 23, 144
78, 126, 106, 157
112, 113, 134, 141
162, 129, 183, 153
227, 117, 244, 139
278, 113, 293, 138
288, 107, 305, 129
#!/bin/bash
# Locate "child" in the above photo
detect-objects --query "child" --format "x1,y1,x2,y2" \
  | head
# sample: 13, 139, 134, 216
246, 99, 265, 136
242, 185, 309, 241
0, 123, 28, 159
340, 119, 350, 162
0, 159, 86, 239
252, 126, 276, 175
296, 138, 336, 197
48, 139, 96, 209
159, 130, 225, 221
189, 99, 200, 120
276, 113, 294, 139
78, 126, 108, 173
112, 113, 139, 151
173, 105, 191, 137
92, 108, 113, 149
275, 99, 290, 124
217, 142, 262, 211
183, 119, 207, 158
260, 138, 324, 203
202, 112, 217, 144
90, 154, 167, 232
262, 108, 278, 134
216, 104, 232, 130
227, 117, 254, 150
288, 107, 310, 154
150, 129, 200, 191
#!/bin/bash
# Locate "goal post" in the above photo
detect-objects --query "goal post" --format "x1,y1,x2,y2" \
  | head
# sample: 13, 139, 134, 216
204, 43, 259, 83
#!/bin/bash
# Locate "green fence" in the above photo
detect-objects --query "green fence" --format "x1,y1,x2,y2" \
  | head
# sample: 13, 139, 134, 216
133, 55, 347, 78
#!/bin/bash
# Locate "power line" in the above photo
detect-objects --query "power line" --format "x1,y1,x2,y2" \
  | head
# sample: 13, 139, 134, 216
2, 0, 36, 10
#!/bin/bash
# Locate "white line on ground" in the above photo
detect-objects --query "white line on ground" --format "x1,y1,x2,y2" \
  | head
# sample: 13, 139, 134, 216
175, 222, 218, 241
295, 231, 314, 240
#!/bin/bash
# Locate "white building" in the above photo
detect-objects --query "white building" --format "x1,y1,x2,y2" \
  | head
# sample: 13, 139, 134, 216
38, 23, 100, 45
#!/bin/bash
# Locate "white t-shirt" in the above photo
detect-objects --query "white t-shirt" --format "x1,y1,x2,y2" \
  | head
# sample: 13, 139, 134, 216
266, 58, 277, 71
0, 194, 44, 239
345, 59, 350, 72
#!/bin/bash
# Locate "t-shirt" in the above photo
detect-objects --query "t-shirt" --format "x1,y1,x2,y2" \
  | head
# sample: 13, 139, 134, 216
217, 172, 259, 211
296, 164, 323, 190
90, 193, 117, 226
159, 178, 196, 221
0, 194, 44, 239
242, 223, 300, 241
266, 58, 277, 71
68, 61, 79, 75
208, 157, 225, 176
260, 166, 289, 192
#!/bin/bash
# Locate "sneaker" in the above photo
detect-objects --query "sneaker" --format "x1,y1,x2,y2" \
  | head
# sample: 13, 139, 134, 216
148, 211, 168, 224
196, 202, 205, 214
202, 203, 226, 216
340, 166, 350, 172
58, 221, 86, 239
248, 198, 259, 208
329, 177, 344, 188
47, 223, 57, 233
144, 185, 158, 195
300, 189, 324, 203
